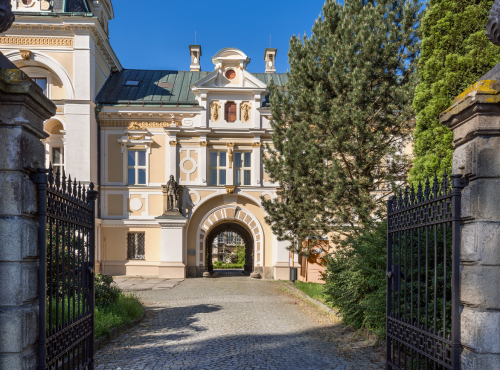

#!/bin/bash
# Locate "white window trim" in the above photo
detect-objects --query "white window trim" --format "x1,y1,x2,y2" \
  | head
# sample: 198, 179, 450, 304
234, 151, 252, 186
118, 130, 153, 186
126, 150, 148, 186
209, 150, 228, 186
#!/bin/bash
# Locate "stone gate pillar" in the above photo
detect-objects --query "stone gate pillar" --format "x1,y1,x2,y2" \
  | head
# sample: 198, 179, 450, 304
440, 80, 500, 369
0, 64, 56, 367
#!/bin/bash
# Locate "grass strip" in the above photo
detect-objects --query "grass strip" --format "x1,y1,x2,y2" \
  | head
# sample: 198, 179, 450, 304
95, 293, 144, 339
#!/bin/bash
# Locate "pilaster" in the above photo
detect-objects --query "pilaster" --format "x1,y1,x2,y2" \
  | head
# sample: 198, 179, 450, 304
156, 216, 188, 279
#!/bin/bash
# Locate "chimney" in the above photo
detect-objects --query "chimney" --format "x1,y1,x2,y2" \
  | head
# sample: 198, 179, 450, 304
264, 48, 277, 73
189, 45, 202, 72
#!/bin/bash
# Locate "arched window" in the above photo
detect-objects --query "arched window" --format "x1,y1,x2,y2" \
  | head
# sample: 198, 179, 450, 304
44, 119, 66, 176
21, 66, 51, 98
225, 102, 237, 123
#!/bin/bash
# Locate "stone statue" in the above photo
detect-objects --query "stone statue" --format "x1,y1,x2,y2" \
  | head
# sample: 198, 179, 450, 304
487, 0, 500, 46
0, 0, 14, 34
166, 175, 180, 212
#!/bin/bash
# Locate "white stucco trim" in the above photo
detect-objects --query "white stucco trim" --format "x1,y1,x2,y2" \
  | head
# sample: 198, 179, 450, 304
4, 50, 75, 100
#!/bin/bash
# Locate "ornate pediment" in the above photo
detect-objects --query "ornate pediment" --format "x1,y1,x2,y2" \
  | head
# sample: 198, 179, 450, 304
118, 128, 153, 153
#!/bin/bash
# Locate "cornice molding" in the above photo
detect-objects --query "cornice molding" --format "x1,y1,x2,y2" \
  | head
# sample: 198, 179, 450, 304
0, 35, 73, 46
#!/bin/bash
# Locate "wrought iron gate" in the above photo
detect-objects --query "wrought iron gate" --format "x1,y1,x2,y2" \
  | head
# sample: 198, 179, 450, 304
386, 173, 467, 370
33, 166, 98, 370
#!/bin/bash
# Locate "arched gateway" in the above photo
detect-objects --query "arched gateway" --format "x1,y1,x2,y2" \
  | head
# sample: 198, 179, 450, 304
205, 222, 254, 273
196, 204, 264, 275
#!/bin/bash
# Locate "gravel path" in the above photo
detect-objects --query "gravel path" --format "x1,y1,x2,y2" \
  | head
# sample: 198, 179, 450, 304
95, 274, 384, 370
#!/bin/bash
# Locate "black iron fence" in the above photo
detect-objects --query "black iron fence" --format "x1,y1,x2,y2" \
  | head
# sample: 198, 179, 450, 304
32, 166, 97, 370
386, 173, 467, 370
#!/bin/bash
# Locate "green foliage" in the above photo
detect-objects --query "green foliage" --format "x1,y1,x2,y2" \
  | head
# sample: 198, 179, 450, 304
47, 295, 84, 331
213, 261, 244, 269
95, 293, 144, 339
235, 245, 246, 264
95, 273, 121, 308
262, 0, 421, 250
293, 281, 329, 305
324, 221, 387, 338
410, 0, 500, 183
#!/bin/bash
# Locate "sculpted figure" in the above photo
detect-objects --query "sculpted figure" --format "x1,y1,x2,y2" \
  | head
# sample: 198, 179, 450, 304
166, 175, 180, 211
0, 0, 14, 34
211, 102, 220, 121
242, 103, 251, 122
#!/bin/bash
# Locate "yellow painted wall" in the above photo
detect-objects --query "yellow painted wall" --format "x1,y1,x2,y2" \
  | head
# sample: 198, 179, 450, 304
149, 194, 163, 216
45, 52, 74, 82
51, 75, 66, 100
107, 134, 123, 182
128, 194, 144, 217
108, 194, 123, 216
102, 227, 161, 262
150, 135, 165, 183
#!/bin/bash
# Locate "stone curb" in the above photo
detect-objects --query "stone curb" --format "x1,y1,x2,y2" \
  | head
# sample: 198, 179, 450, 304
95, 309, 147, 352
281, 281, 339, 316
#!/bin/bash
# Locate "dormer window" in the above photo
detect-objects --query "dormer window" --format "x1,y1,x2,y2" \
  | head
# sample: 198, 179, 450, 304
20, 0, 36, 7
225, 69, 236, 80
125, 81, 140, 87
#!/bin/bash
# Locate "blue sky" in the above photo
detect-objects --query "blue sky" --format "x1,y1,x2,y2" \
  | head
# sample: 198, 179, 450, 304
108, 0, 329, 74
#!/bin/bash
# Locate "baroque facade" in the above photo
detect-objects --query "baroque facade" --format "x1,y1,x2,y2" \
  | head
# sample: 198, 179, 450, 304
2, 0, 293, 279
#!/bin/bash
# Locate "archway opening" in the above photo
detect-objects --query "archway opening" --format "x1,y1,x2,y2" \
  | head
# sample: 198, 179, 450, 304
205, 222, 253, 274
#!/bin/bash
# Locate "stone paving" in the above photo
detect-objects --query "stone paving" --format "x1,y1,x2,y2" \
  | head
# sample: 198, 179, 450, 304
95, 273, 385, 370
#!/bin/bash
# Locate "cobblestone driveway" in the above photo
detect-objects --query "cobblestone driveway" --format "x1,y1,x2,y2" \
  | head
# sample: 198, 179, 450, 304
95, 274, 384, 370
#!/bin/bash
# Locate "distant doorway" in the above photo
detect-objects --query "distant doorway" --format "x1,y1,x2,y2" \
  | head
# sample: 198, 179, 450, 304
205, 223, 254, 273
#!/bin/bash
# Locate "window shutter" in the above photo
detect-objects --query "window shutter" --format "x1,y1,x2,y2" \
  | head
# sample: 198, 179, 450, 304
225, 102, 237, 123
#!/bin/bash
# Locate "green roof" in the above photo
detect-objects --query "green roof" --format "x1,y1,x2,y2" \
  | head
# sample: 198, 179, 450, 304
96, 69, 288, 107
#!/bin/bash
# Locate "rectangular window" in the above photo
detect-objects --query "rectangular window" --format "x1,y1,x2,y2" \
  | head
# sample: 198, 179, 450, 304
33, 78, 47, 96
52, 147, 64, 175
209, 151, 227, 186
234, 152, 251, 186
127, 150, 147, 185
127, 232, 145, 260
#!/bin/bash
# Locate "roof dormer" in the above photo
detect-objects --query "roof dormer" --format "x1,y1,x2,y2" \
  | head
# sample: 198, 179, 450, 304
211, 48, 251, 70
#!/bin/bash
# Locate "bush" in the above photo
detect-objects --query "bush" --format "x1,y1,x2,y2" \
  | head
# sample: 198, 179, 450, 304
213, 261, 244, 269
95, 273, 121, 308
324, 221, 387, 338
95, 293, 144, 339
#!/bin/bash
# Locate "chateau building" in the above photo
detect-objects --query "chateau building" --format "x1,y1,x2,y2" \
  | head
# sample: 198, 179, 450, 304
2, 0, 294, 280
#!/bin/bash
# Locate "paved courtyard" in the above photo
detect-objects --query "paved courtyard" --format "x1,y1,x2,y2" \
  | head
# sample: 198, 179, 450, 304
95, 273, 385, 370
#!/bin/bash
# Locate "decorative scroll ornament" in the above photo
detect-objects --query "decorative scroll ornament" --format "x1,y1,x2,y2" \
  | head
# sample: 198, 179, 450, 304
0, 0, 14, 34
487, 0, 500, 46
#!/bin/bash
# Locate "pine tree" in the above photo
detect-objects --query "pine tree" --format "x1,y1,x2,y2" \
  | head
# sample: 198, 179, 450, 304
262, 0, 421, 250
410, 0, 500, 183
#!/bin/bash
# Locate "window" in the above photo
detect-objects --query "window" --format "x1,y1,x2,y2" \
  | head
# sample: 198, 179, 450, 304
225, 102, 237, 123
234, 152, 251, 186
33, 78, 47, 96
125, 80, 140, 87
127, 232, 145, 260
52, 147, 64, 175
209, 151, 227, 186
127, 150, 147, 185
